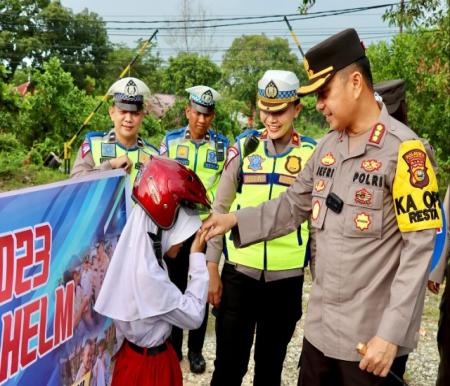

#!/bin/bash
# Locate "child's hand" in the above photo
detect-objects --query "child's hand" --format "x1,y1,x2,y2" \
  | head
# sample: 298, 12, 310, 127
191, 229, 206, 254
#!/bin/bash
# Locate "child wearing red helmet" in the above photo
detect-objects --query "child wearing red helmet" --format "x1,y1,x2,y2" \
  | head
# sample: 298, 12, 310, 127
95, 156, 210, 386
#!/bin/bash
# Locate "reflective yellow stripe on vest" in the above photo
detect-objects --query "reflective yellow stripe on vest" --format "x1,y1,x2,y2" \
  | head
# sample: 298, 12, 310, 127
90, 137, 157, 188
227, 135, 315, 270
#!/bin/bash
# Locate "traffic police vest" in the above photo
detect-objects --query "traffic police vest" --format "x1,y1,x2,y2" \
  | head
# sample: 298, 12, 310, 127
87, 130, 158, 187
164, 127, 229, 200
227, 129, 316, 271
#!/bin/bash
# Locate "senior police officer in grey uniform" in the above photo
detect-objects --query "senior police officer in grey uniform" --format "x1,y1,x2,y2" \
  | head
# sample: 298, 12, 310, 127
160, 86, 229, 374
207, 70, 316, 386
202, 29, 443, 386
71, 77, 158, 184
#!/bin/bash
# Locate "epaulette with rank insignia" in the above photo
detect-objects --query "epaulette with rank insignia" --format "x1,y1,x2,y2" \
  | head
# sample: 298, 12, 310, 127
368, 123, 386, 145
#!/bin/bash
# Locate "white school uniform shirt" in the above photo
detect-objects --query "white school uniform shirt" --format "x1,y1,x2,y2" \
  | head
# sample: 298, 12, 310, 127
95, 205, 208, 351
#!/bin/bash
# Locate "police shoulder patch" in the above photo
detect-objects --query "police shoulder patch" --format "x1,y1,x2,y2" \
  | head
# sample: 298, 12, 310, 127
225, 147, 239, 170
392, 139, 442, 232
81, 140, 91, 158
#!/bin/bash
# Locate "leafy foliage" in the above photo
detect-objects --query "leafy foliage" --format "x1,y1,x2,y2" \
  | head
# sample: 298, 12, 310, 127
221, 35, 304, 112
160, 52, 222, 95
0, 0, 110, 87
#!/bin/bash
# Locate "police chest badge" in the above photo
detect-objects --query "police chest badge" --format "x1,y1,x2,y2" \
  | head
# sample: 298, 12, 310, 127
354, 212, 371, 231
314, 179, 326, 193
354, 188, 372, 206
247, 154, 265, 171
101, 143, 116, 158
176, 145, 189, 159
312, 200, 321, 221
402, 149, 429, 188
285, 156, 301, 174
361, 159, 382, 172
320, 152, 336, 166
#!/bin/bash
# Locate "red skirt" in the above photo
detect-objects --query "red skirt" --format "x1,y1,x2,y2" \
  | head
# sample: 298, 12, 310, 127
111, 340, 182, 386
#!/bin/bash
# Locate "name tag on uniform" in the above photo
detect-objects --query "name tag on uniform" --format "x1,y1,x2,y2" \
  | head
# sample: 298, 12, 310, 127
243, 174, 267, 184
101, 143, 116, 158
278, 175, 296, 186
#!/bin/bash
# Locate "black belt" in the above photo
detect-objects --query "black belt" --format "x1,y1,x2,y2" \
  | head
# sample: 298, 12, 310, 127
125, 339, 168, 356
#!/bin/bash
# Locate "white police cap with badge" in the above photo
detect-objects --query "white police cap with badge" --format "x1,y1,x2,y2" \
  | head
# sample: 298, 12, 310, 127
257, 70, 300, 112
186, 85, 221, 114
107, 77, 151, 112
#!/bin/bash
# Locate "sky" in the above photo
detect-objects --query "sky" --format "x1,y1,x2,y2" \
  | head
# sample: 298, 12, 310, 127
60, 0, 399, 63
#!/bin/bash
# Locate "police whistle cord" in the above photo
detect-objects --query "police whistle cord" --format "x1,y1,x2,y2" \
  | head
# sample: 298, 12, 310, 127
283, 16, 305, 58
51, 29, 159, 174
356, 343, 409, 386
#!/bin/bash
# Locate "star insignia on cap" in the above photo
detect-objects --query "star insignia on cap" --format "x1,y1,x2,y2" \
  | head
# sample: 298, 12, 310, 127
125, 79, 138, 96
201, 89, 213, 104
264, 80, 278, 98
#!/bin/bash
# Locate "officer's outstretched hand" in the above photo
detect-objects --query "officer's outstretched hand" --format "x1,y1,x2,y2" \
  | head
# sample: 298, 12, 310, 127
207, 262, 222, 308
191, 229, 207, 254
109, 154, 133, 173
358, 336, 398, 377
201, 213, 237, 241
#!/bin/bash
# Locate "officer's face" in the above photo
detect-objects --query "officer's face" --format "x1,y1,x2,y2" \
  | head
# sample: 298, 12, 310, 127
185, 106, 215, 140
109, 106, 145, 145
260, 102, 302, 141
315, 72, 356, 132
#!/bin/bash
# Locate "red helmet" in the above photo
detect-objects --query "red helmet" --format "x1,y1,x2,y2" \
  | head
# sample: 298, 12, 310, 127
132, 155, 211, 229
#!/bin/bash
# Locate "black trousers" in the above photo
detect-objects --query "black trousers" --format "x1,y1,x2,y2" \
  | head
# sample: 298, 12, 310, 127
210, 263, 304, 386
164, 234, 208, 357
437, 265, 450, 386
298, 338, 408, 386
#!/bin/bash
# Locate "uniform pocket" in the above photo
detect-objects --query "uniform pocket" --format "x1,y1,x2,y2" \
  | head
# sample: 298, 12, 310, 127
343, 184, 383, 238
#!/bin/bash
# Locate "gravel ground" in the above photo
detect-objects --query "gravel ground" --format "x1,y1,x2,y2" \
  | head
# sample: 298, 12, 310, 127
181, 271, 441, 386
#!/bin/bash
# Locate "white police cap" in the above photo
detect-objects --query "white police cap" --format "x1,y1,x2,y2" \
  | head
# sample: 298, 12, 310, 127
257, 70, 300, 112
107, 77, 151, 112
186, 85, 221, 114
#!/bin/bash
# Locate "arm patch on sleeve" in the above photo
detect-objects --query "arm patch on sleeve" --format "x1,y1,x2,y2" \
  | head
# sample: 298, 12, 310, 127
224, 147, 239, 170
81, 140, 91, 158
392, 139, 442, 232
159, 141, 167, 155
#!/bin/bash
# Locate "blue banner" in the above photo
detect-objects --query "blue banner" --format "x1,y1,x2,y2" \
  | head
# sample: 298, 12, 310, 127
0, 170, 130, 386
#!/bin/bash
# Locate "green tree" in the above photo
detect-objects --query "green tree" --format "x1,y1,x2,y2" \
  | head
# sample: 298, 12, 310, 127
160, 52, 222, 95
221, 35, 304, 113
0, 65, 22, 133
16, 57, 110, 151
98, 42, 163, 95
0, 0, 111, 87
